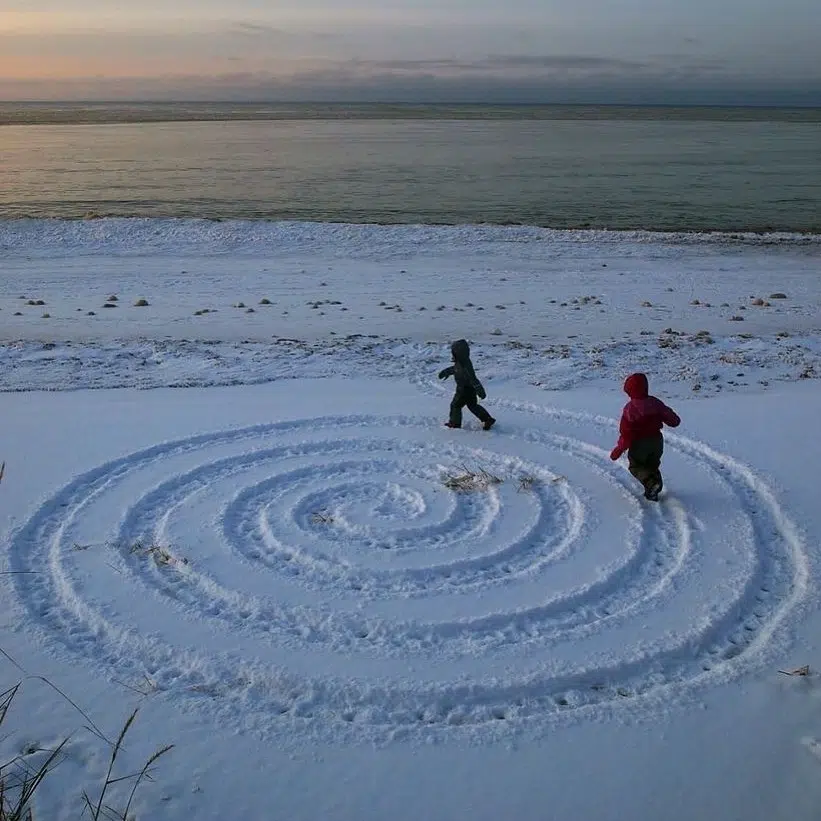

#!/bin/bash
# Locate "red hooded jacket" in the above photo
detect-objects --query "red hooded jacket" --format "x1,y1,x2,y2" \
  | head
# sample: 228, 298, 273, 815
611, 373, 680, 459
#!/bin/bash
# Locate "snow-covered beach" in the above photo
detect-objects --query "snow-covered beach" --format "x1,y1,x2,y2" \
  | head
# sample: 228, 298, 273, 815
2, 219, 821, 820
3, 220, 821, 395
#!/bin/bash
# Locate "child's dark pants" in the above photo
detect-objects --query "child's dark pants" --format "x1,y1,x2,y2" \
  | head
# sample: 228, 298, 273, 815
449, 387, 493, 427
628, 433, 664, 493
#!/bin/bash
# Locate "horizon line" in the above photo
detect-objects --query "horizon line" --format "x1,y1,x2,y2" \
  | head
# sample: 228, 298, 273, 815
3, 99, 821, 108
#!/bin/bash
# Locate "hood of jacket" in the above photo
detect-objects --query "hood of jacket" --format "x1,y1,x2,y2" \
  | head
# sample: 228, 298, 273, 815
451, 339, 471, 364
624, 372, 649, 399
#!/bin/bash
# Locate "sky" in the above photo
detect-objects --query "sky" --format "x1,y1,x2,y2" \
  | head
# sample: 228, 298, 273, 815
1, 0, 820, 104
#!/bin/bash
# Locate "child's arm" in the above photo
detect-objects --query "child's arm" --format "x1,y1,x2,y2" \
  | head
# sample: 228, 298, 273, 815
438, 366, 455, 380
610, 407, 631, 460
661, 403, 681, 428
464, 362, 486, 397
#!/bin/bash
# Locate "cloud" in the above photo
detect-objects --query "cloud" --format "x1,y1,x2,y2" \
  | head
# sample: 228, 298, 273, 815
483, 55, 649, 70
231, 21, 288, 37
0, 39, 817, 105
276, 52, 734, 87
330, 55, 653, 76
2, 62, 818, 107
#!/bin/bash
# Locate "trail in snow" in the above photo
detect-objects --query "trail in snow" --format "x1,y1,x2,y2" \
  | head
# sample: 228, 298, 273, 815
8, 396, 807, 745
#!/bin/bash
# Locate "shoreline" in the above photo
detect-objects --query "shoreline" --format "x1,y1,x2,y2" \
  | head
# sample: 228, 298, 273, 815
2, 216, 820, 243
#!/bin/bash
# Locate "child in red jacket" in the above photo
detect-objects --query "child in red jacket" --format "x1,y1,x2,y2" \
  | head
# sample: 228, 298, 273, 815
610, 373, 680, 501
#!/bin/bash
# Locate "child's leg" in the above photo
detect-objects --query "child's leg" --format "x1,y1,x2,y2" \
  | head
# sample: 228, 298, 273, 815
647, 437, 664, 493
448, 390, 467, 427
465, 392, 494, 426
628, 458, 654, 487
628, 435, 664, 496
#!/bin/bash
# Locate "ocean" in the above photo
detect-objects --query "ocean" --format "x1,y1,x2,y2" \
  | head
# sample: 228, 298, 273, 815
1, 103, 819, 231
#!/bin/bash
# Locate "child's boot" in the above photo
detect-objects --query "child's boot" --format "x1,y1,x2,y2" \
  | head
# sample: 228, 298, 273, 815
644, 473, 663, 501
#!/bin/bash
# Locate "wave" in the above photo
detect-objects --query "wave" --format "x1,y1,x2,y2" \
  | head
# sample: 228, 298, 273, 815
1, 217, 819, 257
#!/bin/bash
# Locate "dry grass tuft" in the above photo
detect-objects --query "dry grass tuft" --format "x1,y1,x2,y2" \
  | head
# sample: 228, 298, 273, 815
0, 679, 172, 821
443, 465, 503, 492
128, 540, 188, 568
82, 708, 173, 821
0, 684, 66, 821
517, 475, 537, 493
778, 665, 810, 677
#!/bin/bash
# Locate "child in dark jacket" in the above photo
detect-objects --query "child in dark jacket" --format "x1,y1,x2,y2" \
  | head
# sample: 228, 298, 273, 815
610, 372, 680, 501
438, 339, 496, 430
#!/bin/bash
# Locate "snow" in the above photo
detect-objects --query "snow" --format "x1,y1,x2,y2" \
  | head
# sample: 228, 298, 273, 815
1, 220, 821, 820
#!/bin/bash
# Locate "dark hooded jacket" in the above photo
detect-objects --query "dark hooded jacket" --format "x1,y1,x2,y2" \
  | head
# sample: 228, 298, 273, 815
439, 339, 486, 398
612, 373, 680, 456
